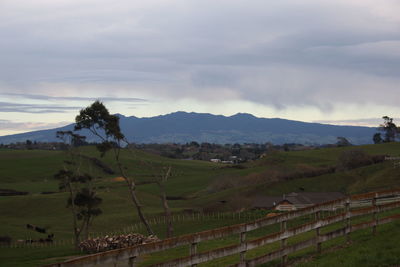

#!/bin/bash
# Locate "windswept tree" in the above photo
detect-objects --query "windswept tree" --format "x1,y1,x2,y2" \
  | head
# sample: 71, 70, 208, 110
379, 116, 399, 142
74, 101, 154, 235
55, 131, 102, 248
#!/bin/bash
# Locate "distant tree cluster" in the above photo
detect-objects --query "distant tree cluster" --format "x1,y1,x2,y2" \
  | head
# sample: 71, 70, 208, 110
0, 141, 70, 150
373, 116, 400, 144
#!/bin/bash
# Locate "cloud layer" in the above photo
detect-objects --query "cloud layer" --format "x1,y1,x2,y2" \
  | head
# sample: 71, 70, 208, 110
0, 101, 80, 113
0, 0, 399, 133
1, 93, 147, 103
0, 119, 69, 133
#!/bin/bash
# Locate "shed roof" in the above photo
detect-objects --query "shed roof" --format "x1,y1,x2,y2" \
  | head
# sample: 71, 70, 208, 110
252, 196, 283, 209
253, 192, 346, 208
283, 192, 345, 205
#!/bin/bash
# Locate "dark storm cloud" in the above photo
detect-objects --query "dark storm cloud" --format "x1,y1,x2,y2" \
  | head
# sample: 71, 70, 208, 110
0, 0, 399, 111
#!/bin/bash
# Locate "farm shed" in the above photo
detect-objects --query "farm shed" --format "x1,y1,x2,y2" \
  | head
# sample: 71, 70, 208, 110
253, 192, 346, 211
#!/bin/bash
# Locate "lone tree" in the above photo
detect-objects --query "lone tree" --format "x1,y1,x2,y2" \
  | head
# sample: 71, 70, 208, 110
55, 131, 102, 248
74, 101, 154, 235
379, 116, 399, 142
373, 133, 383, 144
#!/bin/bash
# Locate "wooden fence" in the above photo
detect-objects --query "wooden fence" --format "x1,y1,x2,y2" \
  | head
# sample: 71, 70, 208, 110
48, 189, 400, 267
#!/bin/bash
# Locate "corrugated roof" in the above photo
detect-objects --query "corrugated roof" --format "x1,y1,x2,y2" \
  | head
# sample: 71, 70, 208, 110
253, 192, 346, 208
285, 192, 345, 205
252, 196, 283, 208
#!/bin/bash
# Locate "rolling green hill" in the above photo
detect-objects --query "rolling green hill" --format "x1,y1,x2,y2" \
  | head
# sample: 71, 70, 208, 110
0, 142, 399, 266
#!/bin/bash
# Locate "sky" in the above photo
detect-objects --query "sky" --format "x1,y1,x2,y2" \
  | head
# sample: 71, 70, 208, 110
1, 0, 400, 136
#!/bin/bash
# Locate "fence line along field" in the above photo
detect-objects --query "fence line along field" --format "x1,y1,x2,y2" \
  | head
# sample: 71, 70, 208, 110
47, 188, 400, 266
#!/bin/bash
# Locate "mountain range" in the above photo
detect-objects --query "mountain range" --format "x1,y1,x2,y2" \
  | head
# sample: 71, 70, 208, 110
0, 112, 377, 145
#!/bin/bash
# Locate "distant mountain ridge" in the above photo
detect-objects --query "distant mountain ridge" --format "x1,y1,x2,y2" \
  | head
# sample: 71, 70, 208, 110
0, 112, 377, 145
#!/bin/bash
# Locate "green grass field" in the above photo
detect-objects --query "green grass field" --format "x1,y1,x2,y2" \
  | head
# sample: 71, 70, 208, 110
295, 220, 400, 267
0, 142, 399, 266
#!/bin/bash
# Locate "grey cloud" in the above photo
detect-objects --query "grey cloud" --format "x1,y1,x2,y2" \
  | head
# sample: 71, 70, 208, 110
0, 102, 80, 113
0, 0, 400, 112
0, 108, 66, 114
1, 93, 148, 102
0, 119, 69, 131
313, 118, 400, 127
191, 69, 239, 88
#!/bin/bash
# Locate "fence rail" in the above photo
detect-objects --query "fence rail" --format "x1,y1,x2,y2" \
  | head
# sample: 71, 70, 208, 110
48, 188, 400, 267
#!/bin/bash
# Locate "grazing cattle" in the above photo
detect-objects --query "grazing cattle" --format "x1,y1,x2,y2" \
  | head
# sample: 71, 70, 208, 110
35, 226, 46, 233
26, 223, 47, 234
45, 234, 54, 243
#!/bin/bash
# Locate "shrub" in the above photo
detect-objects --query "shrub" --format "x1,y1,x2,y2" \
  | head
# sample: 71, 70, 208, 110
337, 149, 374, 171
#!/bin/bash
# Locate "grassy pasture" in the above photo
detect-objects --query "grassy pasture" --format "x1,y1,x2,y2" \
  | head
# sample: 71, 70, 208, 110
137, 207, 400, 266
0, 142, 399, 266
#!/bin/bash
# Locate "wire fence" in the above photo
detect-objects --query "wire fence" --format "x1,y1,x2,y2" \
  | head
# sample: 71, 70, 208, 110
0, 211, 265, 249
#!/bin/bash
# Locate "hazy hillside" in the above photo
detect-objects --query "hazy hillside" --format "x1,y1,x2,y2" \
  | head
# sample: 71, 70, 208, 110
0, 112, 377, 145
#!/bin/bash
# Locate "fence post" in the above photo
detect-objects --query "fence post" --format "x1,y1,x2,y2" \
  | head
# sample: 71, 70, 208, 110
345, 197, 351, 243
128, 256, 137, 267
190, 242, 198, 267
372, 193, 378, 235
239, 226, 247, 266
315, 210, 322, 254
281, 220, 287, 266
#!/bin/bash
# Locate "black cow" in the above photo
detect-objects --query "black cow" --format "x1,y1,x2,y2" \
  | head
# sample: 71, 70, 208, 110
26, 224, 47, 234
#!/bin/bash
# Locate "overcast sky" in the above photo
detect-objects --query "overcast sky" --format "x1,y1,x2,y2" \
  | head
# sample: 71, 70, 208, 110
1, 0, 400, 135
